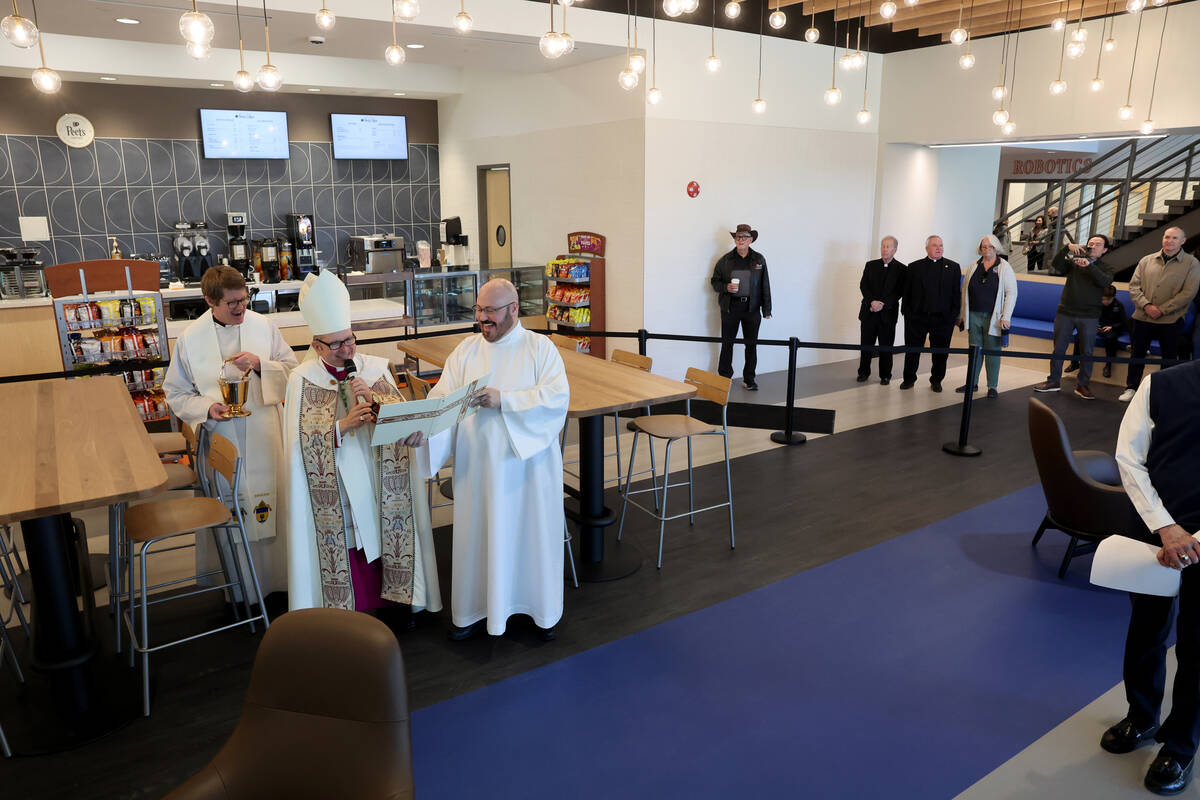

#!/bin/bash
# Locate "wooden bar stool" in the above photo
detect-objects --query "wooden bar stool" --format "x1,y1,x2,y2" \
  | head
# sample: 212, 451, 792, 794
407, 372, 455, 511
617, 368, 736, 569
150, 431, 187, 456
121, 432, 269, 716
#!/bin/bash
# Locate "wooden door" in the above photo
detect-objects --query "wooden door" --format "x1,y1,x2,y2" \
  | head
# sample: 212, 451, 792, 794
485, 168, 512, 268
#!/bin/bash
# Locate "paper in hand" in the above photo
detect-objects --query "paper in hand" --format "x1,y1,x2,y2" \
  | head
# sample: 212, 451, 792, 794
1088, 533, 1200, 597
370, 372, 491, 447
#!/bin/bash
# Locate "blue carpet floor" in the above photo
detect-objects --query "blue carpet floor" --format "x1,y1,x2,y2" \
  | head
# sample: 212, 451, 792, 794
412, 485, 1133, 798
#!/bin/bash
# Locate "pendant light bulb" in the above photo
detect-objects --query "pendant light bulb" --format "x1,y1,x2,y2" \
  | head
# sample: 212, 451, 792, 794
31, 66, 60, 93
1125, 0, 1145, 11
538, 31, 563, 58
949, 27, 968, 45
753, 97, 766, 114
1051, 16, 1065, 30
879, 1, 897, 18
681, 0, 700, 11
958, 51, 975, 69
992, 108, 1009, 125
393, 0, 420, 21
1140, 119, 1155, 134
904, 0, 918, 6
385, 43, 405, 64
824, 86, 842, 105
179, 9, 215, 44
629, 53, 646, 73
1072, 27, 1088, 42
647, 86, 662, 105
315, 7, 336, 30
454, 10, 472, 32
1104, 37, 1116, 51
618, 67, 639, 90
1002, 120, 1015, 135
1090, 77, 1104, 92
856, 107, 872, 124
233, 69, 254, 92
1049, 79, 1068, 95
186, 40, 212, 60
991, 84, 1006, 101
1066, 41, 1085, 59
769, 9, 786, 28
804, 26, 819, 43
706, 54, 722, 72
1, 11, 38, 48
663, 0, 683, 18
559, 32, 575, 56
724, 1, 741, 19
255, 63, 281, 91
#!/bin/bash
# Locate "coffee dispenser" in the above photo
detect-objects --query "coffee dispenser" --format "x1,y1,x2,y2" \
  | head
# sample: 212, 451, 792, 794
286, 213, 317, 275
226, 212, 252, 279
255, 237, 282, 283
173, 221, 213, 283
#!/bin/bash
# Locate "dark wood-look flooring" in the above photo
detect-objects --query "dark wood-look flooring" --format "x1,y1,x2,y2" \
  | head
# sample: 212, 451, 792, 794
0, 367, 1128, 799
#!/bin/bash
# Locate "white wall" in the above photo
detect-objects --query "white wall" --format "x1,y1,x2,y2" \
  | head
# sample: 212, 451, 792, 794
438, 55, 646, 336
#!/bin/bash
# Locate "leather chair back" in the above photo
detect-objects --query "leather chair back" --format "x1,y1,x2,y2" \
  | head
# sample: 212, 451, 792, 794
164, 608, 413, 800
1027, 397, 1133, 537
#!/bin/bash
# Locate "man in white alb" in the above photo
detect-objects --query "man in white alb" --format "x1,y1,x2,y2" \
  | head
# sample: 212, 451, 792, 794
164, 265, 297, 600
416, 278, 570, 641
284, 270, 440, 624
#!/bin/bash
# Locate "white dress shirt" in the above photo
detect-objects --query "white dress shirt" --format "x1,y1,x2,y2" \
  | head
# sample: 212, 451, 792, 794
1116, 376, 1177, 534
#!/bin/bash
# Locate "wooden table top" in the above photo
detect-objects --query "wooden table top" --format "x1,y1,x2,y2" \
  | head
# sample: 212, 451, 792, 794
398, 332, 696, 418
0, 376, 168, 524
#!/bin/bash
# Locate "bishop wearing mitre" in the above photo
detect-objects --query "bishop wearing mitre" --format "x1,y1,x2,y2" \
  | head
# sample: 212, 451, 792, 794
164, 265, 297, 600
284, 270, 441, 622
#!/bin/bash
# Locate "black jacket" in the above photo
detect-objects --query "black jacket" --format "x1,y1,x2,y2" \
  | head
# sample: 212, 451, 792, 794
858, 258, 908, 323
1049, 245, 1118, 317
902, 257, 961, 320
1099, 297, 1128, 334
711, 247, 771, 316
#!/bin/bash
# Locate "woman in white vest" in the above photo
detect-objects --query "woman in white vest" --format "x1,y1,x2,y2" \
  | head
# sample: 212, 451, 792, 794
163, 265, 298, 600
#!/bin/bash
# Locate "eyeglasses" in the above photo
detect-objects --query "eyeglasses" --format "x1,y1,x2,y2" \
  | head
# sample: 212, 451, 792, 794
734, 235, 752, 241
222, 296, 249, 308
316, 333, 357, 350
472, 302, 516, 316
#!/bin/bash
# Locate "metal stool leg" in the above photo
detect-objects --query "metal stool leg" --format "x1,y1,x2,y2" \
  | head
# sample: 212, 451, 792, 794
612, 411, 623, 486
657, 441, 673, 569
138, 542, 151, 716
723, 432, 735, 550
0, 538, 30, 639
617, 432, 642, 542
232, 523, 269, 630
686, 435, 695, 526
563, 522, 578, 589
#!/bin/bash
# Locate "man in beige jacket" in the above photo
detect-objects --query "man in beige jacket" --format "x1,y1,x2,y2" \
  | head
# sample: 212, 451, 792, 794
1119, 227, 1200, 402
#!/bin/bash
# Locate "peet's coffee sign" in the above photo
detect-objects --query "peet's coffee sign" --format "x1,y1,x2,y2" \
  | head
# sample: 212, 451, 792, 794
1000, 145, 1099, 180
55, 114, 95, 149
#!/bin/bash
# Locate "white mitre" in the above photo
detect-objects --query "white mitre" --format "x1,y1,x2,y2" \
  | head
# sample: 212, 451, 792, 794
298, 271, 351, 336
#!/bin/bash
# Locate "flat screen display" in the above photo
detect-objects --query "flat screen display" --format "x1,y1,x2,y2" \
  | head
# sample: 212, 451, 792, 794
331, 113, 408, 160
200, 109, 290, 159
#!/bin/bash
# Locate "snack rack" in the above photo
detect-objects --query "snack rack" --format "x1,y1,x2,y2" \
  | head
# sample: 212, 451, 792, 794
545, 231, 606, 359
47, 260, 171, 424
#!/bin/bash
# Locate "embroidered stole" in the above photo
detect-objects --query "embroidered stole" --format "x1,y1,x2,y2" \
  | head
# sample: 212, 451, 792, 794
298, 375, 417, 610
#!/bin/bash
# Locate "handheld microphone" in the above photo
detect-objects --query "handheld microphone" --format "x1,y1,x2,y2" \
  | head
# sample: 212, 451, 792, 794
344, 359, 366, 405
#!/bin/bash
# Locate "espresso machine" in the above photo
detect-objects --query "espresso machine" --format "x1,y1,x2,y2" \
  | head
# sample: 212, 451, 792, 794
286, 213, 317, 275
226, 212, 252, 279
347, 234, 405, 273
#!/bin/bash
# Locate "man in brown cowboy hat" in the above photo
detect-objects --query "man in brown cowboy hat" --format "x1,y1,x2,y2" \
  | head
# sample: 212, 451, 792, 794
710, 223, 772, 390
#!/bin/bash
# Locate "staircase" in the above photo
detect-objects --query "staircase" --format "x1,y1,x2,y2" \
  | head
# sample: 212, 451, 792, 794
997, 134, 1200, 279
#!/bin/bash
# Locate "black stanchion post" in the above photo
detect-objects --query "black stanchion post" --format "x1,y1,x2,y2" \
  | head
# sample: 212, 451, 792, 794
943, 344, 983, 457
770, 336, 806, 446
637, 328, 648, 357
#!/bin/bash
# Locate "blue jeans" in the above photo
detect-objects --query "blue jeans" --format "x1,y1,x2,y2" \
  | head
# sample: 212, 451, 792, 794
1049, 313, 1099, 387
968, 311, 1003, 389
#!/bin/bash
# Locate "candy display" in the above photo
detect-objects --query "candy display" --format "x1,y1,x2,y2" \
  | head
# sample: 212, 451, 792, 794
547, 285, 589, 305
546, 305, 591, 325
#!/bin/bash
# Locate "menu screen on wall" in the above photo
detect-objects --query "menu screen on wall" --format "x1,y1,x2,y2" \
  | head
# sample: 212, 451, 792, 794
199, 109, 290, 159
330, 114, 408, 159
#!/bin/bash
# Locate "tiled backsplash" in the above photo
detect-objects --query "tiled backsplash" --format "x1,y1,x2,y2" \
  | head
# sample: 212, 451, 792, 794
0, 135, 440, 268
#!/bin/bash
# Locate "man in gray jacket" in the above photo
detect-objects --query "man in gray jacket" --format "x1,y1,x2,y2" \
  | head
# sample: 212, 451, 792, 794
1119, 227, 1200, 402
1032, 234, 1116, 400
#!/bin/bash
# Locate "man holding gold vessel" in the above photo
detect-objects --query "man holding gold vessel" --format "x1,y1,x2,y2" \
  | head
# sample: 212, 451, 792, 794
164, 265, 298, 601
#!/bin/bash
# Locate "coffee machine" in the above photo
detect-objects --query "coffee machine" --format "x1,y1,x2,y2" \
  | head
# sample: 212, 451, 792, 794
174, 221, 213, 283
255, 237, 282, 283
0, 246, 47, 298
439, 216, 470, 267
286, 213, 317, 275
226, 212, 252, 279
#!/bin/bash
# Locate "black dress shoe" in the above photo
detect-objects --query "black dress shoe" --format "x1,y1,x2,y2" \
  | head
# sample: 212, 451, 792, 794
856, 374, 869, 383
1100, 717, 1158, 754
447, 619, 488, 641
930, 381, 943, 392
1145, 752, 1193, 796
899, 380, 915, 390
743, 381, 759, 391
879, 378, 890, 386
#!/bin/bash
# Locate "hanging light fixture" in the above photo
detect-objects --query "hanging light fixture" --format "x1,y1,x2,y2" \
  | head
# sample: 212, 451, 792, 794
27, 0, 56, 93
1089, 7, 1108, 92
559, 0, 575, 56
663, 0, 682, 18
706, 0, 721, 71
959, 48, 975, 69
394, 0, 420, 21
539, 0, 564, 58
990, 0, 1013, 121
804, 3, 819, 42
453, 0, 471, 32
2, 0, 38, 48
681, 0, 700, 12
385, 1, 406, 64
179, 1, 215, 45
856, 20, 872, 124
949, 0, 967, 45
1048, 11, 1068, 95
849, 3, 866, 70
825, 0, 842, 104
769, 5, 786, 28
256, 0, 282, 90
879, 0, 897, 18
629, 4, 646, 72
233, 0, 253, 91
1140, 3, 1169, 133
1125, 0, 1145, 12
1118, 6, 1144, 119
752, 1, 766, 112
187, 40, 212, 60
647, 1, 661, 104
904, 0, 918, 6
999, 3, 1021, 134
724, 0, 740, 19
315, 5, 336, 30
619, 0, 639, 88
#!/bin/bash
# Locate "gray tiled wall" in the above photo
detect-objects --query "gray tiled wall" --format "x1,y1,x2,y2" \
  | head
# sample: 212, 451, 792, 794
0, 135, 440, 268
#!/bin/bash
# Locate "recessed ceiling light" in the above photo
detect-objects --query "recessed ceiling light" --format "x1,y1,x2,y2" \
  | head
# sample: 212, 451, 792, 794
393, 91, 406, 96
99, 76, 118, 81
406, 43, 424, 49
115, 17, 140, 24
307, 88, 321, 92
209, 82, 224, 87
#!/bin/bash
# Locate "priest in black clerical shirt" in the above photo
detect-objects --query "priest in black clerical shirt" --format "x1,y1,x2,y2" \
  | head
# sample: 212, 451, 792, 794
857, 235, 907, 385
900, 234, 961, 392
